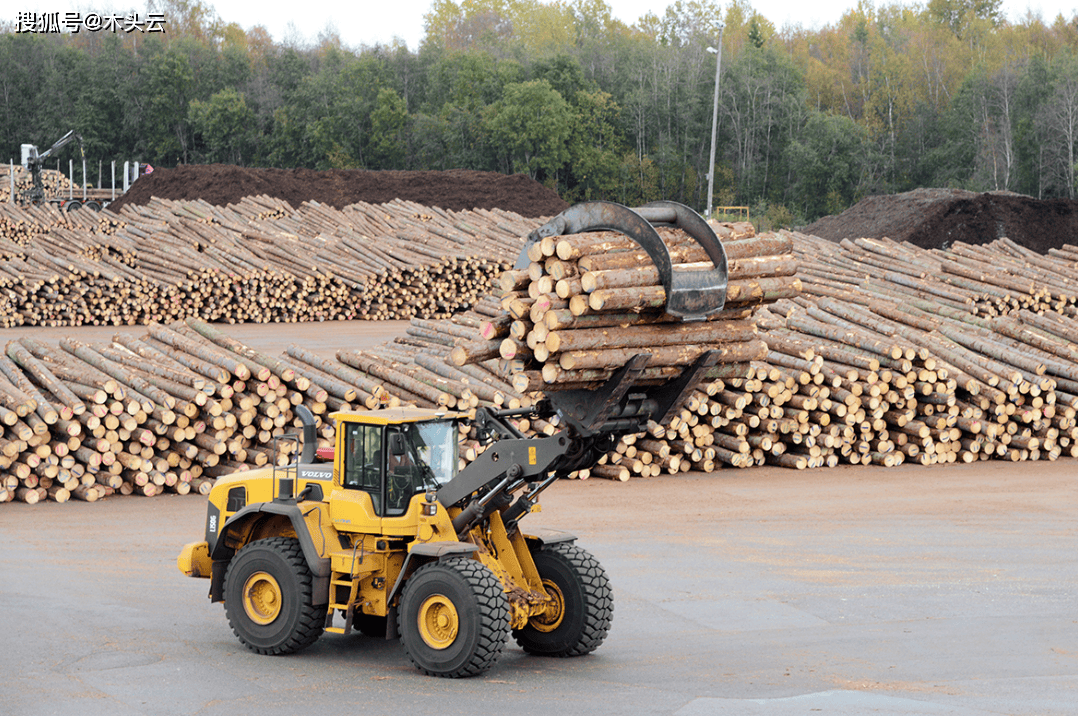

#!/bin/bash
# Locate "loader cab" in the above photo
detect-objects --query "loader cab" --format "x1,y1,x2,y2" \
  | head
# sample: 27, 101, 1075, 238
332, 409, 460, 533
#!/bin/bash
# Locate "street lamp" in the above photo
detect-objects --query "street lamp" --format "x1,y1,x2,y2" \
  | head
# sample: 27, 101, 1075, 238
705, 24, 724, 221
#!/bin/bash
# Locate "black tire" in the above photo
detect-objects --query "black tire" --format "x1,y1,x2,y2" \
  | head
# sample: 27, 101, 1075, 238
513, 542, 613, 657
223, 537, 325, 655
65, 200, 83, 211
398, 557, 509, 677
85, 200, 102, 212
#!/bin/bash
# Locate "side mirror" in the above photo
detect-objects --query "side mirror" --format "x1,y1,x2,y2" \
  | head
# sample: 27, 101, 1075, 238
389, 432, 407, 456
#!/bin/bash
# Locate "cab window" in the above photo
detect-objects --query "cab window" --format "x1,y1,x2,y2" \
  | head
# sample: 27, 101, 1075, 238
385, 427, 416, 516
343, 423, 382, 513
384, 421, 457, 516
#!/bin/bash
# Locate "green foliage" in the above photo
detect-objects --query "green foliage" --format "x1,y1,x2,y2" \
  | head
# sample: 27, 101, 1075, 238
424, 0, 574, 54
617, 152, 660, 206
564, 89, 627, 200
747, 20, 765, 48
145, 47, 196, 163
925, 0, 1003, 37
485, 79, 572, 178
4, 1, 1078, 213
720, 42, 807, 203
785, 111, 866, 220
75, 35, 139, 159
751, 200, 799, 231
369, 88, 410, 169
530, 54, 594, 102
188, 87, 254, 164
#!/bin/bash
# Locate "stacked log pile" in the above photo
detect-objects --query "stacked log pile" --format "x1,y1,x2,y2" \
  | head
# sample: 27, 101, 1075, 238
0, 167, 77, 203
0, 308, 528, 503
446, 226, 1078, 477
565, 231, 1078, 475
12, 206, 1078, 504
749, 232, 1078, 468
0, 318, 326, 504
0, 195, 531, 327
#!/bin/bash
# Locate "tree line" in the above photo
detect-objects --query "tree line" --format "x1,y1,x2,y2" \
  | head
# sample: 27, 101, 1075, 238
2, 0, 1077, 225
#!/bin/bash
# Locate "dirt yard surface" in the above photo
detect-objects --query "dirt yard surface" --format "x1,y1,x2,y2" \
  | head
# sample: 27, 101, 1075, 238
803, 188, 1078, 253
1, 459, 1075, 715
108, 165, 570, 217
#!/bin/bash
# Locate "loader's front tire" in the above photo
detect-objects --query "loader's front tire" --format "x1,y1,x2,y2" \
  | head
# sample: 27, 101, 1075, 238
398, 557, 509, 677
513, 543, 613, 657
223, 537, 325, 655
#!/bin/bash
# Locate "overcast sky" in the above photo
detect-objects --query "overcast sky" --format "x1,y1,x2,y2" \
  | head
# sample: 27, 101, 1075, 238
191, 0, 1077, 51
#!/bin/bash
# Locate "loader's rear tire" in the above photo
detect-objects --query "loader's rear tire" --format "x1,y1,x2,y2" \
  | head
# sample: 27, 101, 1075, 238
513, 543, 613, 657
398, 557, 509, 677
223, 537, 325, 655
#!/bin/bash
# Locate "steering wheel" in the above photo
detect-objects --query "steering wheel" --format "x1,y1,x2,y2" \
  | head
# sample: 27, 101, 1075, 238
387, 469, 413, 509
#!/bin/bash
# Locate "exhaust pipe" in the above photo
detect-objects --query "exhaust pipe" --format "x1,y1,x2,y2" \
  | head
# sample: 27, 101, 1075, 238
295, 404, 317, 464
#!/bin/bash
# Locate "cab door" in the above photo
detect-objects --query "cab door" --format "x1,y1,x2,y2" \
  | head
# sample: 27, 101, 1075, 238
380, 425, 425, 537
330, 421, 383, 533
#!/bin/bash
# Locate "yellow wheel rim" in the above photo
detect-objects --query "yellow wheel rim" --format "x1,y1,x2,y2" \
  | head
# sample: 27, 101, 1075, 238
242, 571, 283, 625
417, 594, 459, 650
532, 579, 565, 633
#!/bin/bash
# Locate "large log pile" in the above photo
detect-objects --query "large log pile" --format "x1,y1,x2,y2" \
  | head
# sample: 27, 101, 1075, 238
555, 231, 1078, 475
11, 202, 1078, 504
0, 320, 297, 504
0, 195, 530, 327
0, 306, 539, 504
442, 226, 1078, 477
755, 233, 1078, 467
0, 167, 77, 203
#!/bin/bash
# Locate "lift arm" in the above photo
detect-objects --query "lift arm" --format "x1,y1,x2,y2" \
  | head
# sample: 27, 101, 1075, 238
33, 130, 84, 163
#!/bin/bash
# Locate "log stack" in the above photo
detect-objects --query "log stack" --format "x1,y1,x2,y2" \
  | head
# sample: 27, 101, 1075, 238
445, 226, 1078, 478
12, 201, 1078, 504
570, 231, 1078, 475
0, 318, 322, 503
0, 166, 77, 203
0, 195, 532, 326
0, 307, 533, 504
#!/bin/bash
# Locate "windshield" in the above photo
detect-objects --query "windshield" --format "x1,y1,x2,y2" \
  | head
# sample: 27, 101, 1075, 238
404, 420, 458, 488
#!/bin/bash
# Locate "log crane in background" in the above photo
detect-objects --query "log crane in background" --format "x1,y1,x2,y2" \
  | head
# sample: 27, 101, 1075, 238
18, 130, 101, 211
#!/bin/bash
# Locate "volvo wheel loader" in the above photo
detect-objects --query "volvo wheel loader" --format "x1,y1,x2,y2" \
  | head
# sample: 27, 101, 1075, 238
177, 201, 729, 677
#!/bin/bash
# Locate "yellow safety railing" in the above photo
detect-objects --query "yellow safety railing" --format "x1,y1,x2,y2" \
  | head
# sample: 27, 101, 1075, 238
713, 206, 750, 221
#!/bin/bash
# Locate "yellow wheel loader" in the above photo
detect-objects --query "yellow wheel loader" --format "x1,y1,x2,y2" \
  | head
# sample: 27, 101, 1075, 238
178, 201, 729, 677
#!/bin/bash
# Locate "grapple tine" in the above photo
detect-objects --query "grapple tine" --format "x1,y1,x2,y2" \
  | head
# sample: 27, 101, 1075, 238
520, 200, 728, 320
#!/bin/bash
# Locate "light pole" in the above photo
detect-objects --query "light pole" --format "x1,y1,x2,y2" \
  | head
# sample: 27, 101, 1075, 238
705, 24, 724, 221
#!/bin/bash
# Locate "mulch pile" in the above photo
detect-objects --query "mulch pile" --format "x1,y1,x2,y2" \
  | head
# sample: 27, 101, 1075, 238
803, 188, 1078, 254
108, 165, 569, 218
